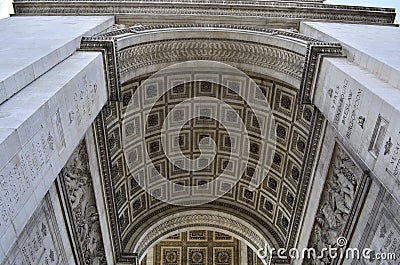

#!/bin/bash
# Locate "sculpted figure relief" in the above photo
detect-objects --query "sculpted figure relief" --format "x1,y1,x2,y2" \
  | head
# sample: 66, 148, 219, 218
307, 144, 363, 264
61, 141, 107, 265
64, 165, 87, 209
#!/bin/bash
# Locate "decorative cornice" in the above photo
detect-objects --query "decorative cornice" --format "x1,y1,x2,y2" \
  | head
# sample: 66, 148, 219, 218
97, 23, 319, 43
288, 108, 325, 249
82, 24, 340, 102
299, 43, 343, 104
104, 24, 318, 84
14, 0, 328, 5
13, 1, 395, 26
80, 38, 121, 101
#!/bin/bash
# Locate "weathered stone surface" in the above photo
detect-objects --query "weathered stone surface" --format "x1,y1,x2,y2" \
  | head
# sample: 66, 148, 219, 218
313, 57, 400, 203
1, 191, 68, 264
0, 16, 114, 104
0, 51, 107, 256
300, 22, 400, 89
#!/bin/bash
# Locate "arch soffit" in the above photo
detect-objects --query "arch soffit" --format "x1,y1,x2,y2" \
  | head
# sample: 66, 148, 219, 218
131, 210, 273, 262
112, 26, 314, 87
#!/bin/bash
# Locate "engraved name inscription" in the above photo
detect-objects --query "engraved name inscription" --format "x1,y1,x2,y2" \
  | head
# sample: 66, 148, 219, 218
0, 129, 54, 229
345, 88, 362, 139
328, 79, 363, 139
2, 194, 67, 264
386, 140, 400, 178
68, 75, 98, 126
51, 109, 66, 153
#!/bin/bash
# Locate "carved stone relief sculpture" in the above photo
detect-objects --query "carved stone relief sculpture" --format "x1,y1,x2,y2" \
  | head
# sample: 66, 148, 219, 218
2, 194, 67, 265
59, 140, 107, 265
307, 143, 366, 264
356, 188, 400, 265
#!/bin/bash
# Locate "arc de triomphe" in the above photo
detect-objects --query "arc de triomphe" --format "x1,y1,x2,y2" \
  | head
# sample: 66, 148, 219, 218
0, 1, 399, 264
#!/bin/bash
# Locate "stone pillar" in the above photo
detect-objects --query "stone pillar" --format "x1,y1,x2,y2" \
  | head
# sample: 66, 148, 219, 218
296, 22, 400, 265
0, 16, 113, 262
300, 22, 400, 201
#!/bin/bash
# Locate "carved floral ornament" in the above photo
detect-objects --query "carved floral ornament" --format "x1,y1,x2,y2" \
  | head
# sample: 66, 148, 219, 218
110, 24, 312, 87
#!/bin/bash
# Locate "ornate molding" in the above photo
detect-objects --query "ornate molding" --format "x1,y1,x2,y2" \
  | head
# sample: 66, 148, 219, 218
107, 24, 318, 85
80, 38, 121, 101
118, 38, 305, 80
133, 212, 268, 261
288, 108, 325, 249
97, 24, 319, 43
92, 110, 139, 262
81, 24, 331, 264
123, 200, 286, 251
13, 0, 326, 5
13, 1, 395, 25
92, 73, 325, 263
299, 43, 343, 104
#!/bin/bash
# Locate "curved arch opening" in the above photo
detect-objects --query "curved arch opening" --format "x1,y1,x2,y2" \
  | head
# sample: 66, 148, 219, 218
131, 210, 274, 264
88, 24, 326, 264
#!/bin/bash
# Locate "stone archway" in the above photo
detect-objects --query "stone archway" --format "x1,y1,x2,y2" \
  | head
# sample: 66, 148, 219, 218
83, 24, 338, 264
131, 210, 273, 264
2, 2, 399, 265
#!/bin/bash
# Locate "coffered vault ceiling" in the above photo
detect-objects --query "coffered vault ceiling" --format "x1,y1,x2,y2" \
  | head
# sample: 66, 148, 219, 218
141, 230, 263, 265
84, 25, 335, 263
95, 74, 323, 263
124, 73, 315, 244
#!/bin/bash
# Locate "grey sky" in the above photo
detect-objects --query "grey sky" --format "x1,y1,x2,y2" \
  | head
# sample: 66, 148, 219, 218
0, 0, 398, 22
